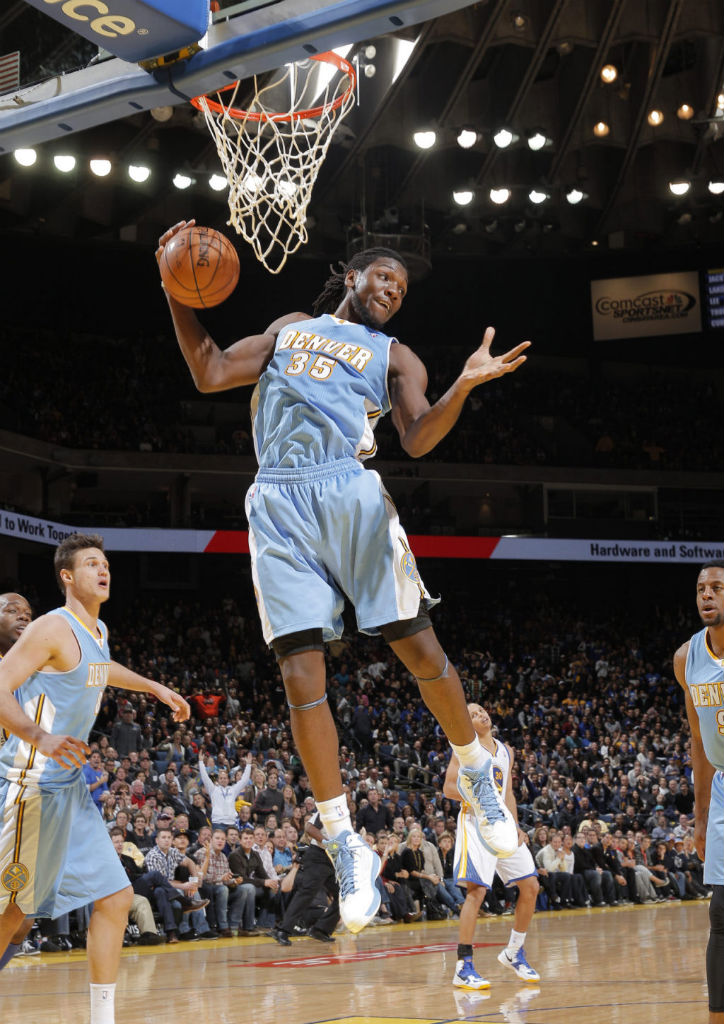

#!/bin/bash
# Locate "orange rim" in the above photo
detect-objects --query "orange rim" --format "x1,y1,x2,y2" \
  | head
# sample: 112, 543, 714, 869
190, 51, 356, 122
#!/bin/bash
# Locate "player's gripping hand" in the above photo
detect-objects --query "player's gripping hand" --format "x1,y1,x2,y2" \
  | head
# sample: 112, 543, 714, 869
36, 733, 90, 770
156, 685, 191, 723
155, 219, 196, 273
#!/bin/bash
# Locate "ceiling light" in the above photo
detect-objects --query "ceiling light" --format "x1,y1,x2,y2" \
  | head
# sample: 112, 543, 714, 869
511, 12, 527, 30
718, 93, 724, 111
668, 180, 690, 196
493, 128, 516, 149
527, 132, 547, 151
676, 103, 694, 120
676, 211, 693, 225
173, 173, 194, 190
54, 154, 76, 173
565, 188, 586, 204
484, 219, 498, 233
209, 173, 227, 192
556, 41, 573, 55
150, 105, 174, 122
128, 164, 151, 183
513, 219, 527, 233
451, 222, 467, 235
14, 148, 37, 166
591, 239, 599, 246
453, 189, 474, 206
593, 121, 610, 137
489, 187, 511, 205
708, 180, 724, 195
456, 128, 477, 149
647, 109, 664, 126
413, 130, 436, 149
90, 158, 112, 177
528, 189, 548, 204
600, 64, 618, 84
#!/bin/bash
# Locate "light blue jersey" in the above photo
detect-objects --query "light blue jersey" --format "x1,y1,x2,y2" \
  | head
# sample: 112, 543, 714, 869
685, 628, 724, 886
251, 314, 394, 470
0, 607, 128, 916
0, 606, 110, 791
685, 628, 724, 772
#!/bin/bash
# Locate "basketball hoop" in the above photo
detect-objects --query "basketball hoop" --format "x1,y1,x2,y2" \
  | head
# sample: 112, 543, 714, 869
192, 52, 356, 274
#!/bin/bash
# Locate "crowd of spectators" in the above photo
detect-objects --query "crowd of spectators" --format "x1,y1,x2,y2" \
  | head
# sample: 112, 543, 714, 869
1, 324, 720, 473
18, 575, 711, 952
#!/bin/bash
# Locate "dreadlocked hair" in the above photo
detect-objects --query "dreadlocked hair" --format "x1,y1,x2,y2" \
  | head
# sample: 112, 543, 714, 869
311, 247, 407, 317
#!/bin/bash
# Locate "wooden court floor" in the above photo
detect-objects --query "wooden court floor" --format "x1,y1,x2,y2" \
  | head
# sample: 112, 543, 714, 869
3, 900, 711, 1024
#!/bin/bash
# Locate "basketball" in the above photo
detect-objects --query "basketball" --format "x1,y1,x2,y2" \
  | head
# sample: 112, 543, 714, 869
160, 225, 240, 308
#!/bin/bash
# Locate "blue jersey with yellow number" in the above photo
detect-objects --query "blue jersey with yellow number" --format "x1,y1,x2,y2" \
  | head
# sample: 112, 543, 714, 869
0, 607, 110, 790
685, 628, 724, 771
251, 314, 396, 470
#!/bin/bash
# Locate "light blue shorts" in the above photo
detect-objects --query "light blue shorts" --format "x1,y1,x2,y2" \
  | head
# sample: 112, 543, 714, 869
245, 458, 438, 644
0, 775, 130, 917
704, 770, 724, 886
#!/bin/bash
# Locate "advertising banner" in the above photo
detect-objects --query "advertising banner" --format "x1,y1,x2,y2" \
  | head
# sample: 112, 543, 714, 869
1, 510, 721, 563
591, 270, 702, 340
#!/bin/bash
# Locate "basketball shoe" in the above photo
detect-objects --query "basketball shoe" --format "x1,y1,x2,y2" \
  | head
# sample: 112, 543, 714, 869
452, 957, 491, 990
324, 830, 381, 934
497, 945, 541, 982
457, 764, 518, 858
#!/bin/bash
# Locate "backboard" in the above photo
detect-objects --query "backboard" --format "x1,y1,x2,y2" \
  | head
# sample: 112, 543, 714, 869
0, 0, 480, 152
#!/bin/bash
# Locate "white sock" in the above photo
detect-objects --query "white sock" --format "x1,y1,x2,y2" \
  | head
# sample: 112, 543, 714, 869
317, 795, 353, 838
451, 737, 489, 771
90, 983, 116, 1024
507, 928, 526, 953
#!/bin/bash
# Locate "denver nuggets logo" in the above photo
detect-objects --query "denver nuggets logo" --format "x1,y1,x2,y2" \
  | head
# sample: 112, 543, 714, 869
492, 765, 504, 793
2, 861, 29, 893
400, 550, 420, 583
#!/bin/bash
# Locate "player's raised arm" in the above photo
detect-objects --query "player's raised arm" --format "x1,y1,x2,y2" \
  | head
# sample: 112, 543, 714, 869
0, 616, 89, 768
674, 642, 714, 861
389, 326, 530, 458
157, 220, 299, 392
108, 661, 191, 724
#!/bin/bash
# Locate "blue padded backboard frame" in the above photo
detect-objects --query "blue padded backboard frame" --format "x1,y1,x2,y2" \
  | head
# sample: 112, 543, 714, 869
0, 0, 475, 152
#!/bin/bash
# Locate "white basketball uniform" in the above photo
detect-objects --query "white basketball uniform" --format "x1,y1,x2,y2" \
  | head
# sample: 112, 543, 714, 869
453, 738, 536, 888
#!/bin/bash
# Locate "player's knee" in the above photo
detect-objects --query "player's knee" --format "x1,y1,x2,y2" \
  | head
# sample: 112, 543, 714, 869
525, 876, 540, 899
466, 886, 486, 907
710, 886, 724, 934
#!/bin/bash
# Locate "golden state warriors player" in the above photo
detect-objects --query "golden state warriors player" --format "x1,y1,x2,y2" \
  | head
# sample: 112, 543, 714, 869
674, 561, 724, 1024
445, 704, 540, 991
0, 534, 190, 1024
158, 219, 530, 935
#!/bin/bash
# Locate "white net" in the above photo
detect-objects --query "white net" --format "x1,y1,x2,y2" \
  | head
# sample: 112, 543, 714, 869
194, 54, 356, 274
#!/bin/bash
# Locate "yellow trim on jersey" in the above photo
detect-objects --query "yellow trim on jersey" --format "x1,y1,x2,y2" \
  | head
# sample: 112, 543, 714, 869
704, 631, 724, 668
62, 606, 104, 648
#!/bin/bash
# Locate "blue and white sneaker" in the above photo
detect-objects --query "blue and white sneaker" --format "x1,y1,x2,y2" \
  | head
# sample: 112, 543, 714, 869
457, 764, 518, 858
497, 945, 541, 982
453, 957, 491, 990
324, 830, 381, 934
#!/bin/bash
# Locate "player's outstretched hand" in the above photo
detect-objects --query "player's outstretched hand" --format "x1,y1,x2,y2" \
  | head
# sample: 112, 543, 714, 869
156, 685, 191, 723
155, 219, 196, 270
36, 733, 90, 770
460, 327, 530, 392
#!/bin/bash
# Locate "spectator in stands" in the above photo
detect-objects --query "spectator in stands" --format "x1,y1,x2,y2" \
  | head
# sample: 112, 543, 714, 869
83, 749, 110, 812
356, 788, 394, 835
196, 829, 244, 936
198, 753, 253, 832
228, 829, 273, 936
111, 703, 143, 758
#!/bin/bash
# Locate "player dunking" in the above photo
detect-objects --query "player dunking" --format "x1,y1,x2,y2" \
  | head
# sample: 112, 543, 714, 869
0, 535, 190, 1024
158, 220, 530, 932
445, 704, 540, 990
674, 561, 724, 1024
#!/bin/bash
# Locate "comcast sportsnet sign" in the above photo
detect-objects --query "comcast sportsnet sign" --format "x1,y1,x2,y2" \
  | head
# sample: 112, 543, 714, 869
591, 271, 702, 340
26, 0, 208, 63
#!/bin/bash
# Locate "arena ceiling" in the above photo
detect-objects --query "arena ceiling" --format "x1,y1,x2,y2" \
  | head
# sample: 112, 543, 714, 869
1, 0, 723, 267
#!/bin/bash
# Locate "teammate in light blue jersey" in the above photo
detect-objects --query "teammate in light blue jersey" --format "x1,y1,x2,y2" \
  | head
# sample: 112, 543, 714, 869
159, 219, 530, 935
0, 534, 190, 1024
674, 561, 724, 1024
